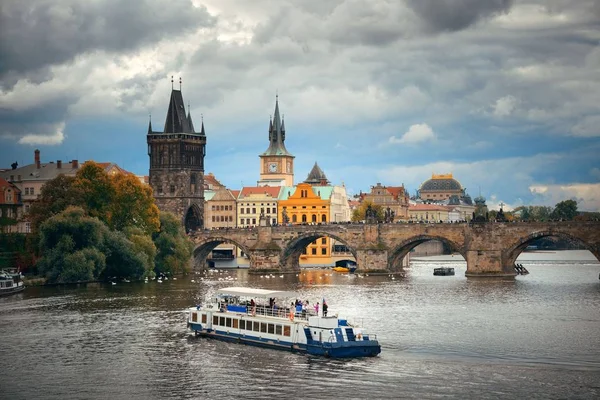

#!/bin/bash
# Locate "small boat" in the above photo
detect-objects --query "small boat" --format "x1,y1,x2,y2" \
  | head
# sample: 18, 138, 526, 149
332, 264, 357, 273
187, 287, 381, 358
0, 270, 25, 296
433, 267, 455, 276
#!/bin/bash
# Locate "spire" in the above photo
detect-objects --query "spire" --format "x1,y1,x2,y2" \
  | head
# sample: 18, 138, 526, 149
261, 95, 292, 156
163, 82, 192, 133
305, 162, 329, 185
200, 114, 206, 135
148, 114, 153, 134
187, 103, 195, 133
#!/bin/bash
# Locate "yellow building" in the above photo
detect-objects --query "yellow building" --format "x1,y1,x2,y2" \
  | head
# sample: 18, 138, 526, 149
278, 182, 333, 267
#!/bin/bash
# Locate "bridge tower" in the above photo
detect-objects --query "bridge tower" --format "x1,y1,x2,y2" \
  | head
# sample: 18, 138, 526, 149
147, 79, 207, 232
258, 96, 295, 186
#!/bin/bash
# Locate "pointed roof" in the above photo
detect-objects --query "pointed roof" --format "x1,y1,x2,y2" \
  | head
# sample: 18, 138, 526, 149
163, 89, 193, 133
147, 118, 153, 134
304, 162, 329, 185
262, 97, 293, 157
187, 108, 195, 133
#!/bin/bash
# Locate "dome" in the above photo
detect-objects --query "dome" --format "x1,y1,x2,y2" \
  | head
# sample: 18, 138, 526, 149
419, 173, 462, 192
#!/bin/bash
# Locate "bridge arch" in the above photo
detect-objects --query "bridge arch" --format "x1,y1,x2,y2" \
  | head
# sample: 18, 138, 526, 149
281, 231, 358, 271
504, 230, 600, 268
192, 236, 253, 269
388, 235, 466, 269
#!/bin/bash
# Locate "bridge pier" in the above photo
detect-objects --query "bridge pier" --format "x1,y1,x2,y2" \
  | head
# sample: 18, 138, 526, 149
248, 248, 282, 273
355, 249, 389, 272
465, 250, 516, 278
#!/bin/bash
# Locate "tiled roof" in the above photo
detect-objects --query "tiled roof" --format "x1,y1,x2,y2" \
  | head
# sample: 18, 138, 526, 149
0, 161, 80, 182
409, 204, 449, 212
204, 173, 224, 188
278, 185, 334, 200
385, 186, 406, 200
239, 186, 282, 199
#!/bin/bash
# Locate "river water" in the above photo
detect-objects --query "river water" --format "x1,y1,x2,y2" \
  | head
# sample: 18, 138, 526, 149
1, 250, 599, 399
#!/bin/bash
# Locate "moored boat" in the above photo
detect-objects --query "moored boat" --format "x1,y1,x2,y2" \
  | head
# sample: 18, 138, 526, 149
0, 270, 25, 296
433, 267, 455, 276
187, 287, 381, 358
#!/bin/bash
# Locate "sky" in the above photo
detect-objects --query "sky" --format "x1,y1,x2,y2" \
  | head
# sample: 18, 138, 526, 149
1, 0, 599, 211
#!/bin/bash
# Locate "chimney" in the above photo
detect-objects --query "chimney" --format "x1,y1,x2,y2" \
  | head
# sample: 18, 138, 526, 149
34, 149, 40, 169
72, 159, 79, 169
57, 160, 62, 169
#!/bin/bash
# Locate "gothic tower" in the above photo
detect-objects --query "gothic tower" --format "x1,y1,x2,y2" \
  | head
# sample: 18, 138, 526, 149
147, 83, 206, 232
258, 96, 295, 186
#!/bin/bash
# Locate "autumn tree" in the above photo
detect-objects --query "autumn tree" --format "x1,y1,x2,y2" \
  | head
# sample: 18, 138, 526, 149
29, 174, 82, 231
109, 173, 160, 234
351, 201, 384, 222
73, 162, 115, 223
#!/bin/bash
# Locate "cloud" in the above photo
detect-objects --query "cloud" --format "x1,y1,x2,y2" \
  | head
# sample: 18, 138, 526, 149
0, 0, 216, 86
389, 123, 436, 144
17, 122, 66, 146
571, 115, 600, 137
529, 183, 600, 212
492, 95, 518, 117
405, 0, 514, 32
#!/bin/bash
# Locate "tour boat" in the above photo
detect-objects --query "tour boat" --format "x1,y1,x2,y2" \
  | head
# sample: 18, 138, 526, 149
187, 287, 381, 358
0, 270, 25, 296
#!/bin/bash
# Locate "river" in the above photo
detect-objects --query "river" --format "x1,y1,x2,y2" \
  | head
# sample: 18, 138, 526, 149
1, 250, 599, 399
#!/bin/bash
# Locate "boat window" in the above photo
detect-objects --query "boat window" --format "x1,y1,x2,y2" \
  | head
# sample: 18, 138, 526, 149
253, 321, 260, 332
283, 326, 291, 337
191, 313, 198, 322
201, 314, 207, 324
213, 316, 219, 325
268, 324, 275, 334
226, 318, 232, 327
219, 316, 225, 326
275, 325, 282, 335
232, 319, 239, 329
261, 323, 267, 333
240, 320, 246, 330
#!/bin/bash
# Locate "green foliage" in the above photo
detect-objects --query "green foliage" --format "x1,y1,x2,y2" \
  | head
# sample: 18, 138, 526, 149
153, 212, 193, 276
109, 173, 160, 234
73, 162, 115, 223
102, 230, 147, 280
125, 227, 157, 278
551, 199, 578, 221
29, 174, 81, 231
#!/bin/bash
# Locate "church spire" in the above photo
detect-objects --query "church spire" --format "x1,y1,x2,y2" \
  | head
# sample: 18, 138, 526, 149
187, 103, 195, 133
148, 114, 153, 134
200, 114, 206, 135
262, 95, 292, 156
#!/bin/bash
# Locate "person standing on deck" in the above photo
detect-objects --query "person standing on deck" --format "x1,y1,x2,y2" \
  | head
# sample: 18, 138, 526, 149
314, 302, 319, 316
322, 300, 328, 317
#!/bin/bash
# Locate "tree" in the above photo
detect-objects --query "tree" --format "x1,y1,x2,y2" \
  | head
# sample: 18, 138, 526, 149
37, 207, 108, 283
109, 173, 160, 234
551, 199, 578, 221
351, 201, 384, 222
153, 212, 193, 276
29, 174, 82, 231
73, 161, 115, 224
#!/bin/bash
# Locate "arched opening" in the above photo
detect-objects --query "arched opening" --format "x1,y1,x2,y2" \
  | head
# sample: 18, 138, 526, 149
321, 215, 327, 223
389, 235, 466, 272
505, 231, 599, 277
312, 215, 317, 223
302, 215, 307, 223
193, 238, 252, 270
185, 203, 203, 233
281, 232, 358, 271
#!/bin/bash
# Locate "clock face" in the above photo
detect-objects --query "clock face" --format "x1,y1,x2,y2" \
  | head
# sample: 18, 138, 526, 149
268, 162, 278, 173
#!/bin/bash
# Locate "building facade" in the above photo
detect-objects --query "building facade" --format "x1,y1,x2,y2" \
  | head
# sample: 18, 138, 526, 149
0, 178, 22, 233
147, 86, 206, 233
236, 186, 282, 228
258, 97, 294, 187
361, 183, 410, 221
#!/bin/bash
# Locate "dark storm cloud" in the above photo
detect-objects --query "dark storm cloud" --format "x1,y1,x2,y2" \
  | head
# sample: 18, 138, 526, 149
0, 0, 216, 88
406, 0, 514, 32
0, 99, 71, 139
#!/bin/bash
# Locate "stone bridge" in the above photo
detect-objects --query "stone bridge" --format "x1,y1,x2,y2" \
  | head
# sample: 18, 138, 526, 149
190, 221, 600, 277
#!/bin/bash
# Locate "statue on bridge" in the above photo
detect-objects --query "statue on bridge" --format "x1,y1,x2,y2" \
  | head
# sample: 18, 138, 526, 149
384, 207, 395, 223
281, 208, 289, 225
366, 204, 377, 224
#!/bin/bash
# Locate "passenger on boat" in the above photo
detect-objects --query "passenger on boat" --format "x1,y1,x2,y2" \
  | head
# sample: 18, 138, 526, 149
250, 299, 256, 316
322, 301, 328, 317
314, 302, 319, 315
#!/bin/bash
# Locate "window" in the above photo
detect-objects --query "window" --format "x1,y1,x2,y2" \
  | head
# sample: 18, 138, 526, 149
240, 320, 246, 330
170, 185, 175, 194
241, 208, 244, 214
322, 215, 327, 222
246, 208, 250, 214
226, 318, 232, 327
283, 326, 291, 336
321, 238, 327, 244
275, 325, 282, 335
302, 215, 307, 223
321, 248, 327, 255
232, 319, 238, 329
220, 316, 225, 326
292, 215, 297, 223
302, 248, 307, 255
213, 316, 218, 325
268, 324, 275, 334
201, 314, 207, 323
252, 218, 256, 225
252, 208, 256, 214
158, 187, 163, 195
312, 215, 317, 223
311, 248, 317, 255
253, 321, 260, 332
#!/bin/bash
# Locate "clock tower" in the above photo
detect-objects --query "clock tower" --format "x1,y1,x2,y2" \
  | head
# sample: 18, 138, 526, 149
258, 96, 294, 186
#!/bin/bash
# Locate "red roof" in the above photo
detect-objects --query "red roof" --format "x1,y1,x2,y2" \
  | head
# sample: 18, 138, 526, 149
239, 186, 281, 198
386, 186, 406, 200
0, 177, 20, 204
230, 190, 240, 199
204, 173, 224, 188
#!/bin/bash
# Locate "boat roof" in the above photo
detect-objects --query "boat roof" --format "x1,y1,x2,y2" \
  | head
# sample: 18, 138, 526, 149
215, 287, 295, 298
